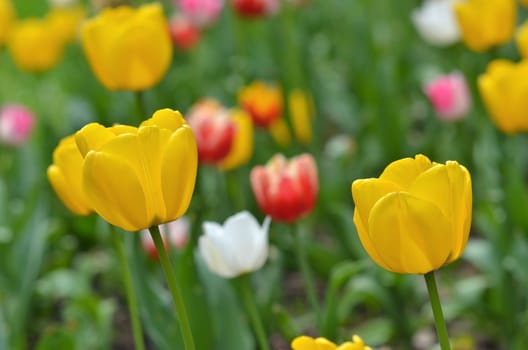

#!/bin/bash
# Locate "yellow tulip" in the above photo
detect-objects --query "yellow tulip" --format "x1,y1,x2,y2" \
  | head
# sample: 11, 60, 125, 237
46, 5, 86, 43
0, 0, 14, 47
478, 59, 528, 134
351, 154, 472, 274
81, 3, 172, 91
291, 335, 372, 350
218, 108, 254, 171
7, 18, 65, 72
269, 118, 291, 147
454, 0, 516, 52
75, 109, 197, 232
288, 89, 313, 145
48, 135, 93, 216
516, 20, 528, 59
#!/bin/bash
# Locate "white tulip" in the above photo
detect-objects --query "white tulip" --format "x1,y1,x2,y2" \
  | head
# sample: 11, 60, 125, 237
411, 0, 460, 47
199, 211, 271, 278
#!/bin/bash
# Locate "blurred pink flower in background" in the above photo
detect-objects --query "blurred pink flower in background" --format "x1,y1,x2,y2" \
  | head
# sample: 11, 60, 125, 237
423, 72, 471, 121
176, 0, 223, 28
169, 14, 201, 50
141, 216, 190, 260
0, 104, 35, 146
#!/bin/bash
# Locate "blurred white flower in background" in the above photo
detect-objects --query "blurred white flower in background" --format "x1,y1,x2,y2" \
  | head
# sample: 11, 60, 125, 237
199, 211, 270, 278
411, 0, 460, 47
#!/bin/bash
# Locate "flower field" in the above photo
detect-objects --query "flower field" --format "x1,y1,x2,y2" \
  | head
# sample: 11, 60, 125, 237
1, 0, 528, 349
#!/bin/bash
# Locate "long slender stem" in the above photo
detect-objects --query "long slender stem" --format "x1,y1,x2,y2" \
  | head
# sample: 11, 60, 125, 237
292, 223, 320, 328
424, 271, 451, 350
237, 274, 270, 350
149, 225, 196, 350
110, 227, 145, 350
135, 90, 146, 121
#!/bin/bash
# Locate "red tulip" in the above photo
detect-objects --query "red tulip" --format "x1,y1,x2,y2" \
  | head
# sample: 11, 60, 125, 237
232, 0, 279, 18
187, 98, 236, 164
169, 14, 201, 50
250, 153, 318, 222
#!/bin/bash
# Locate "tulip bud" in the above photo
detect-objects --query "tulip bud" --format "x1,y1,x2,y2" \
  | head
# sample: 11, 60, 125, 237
423, 72, 471, 121
351, 154, 472, 274
250, 153, 318, 223
411, 0, 460, 47
0, 104, 35, 146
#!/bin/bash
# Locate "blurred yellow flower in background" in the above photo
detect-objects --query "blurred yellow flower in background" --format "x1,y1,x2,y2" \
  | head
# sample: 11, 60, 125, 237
46, 5, 86, 43
48, 135, 93, 216
288, 89, 314, 145
478, 59, 528, 134
291, 335, 372, 350
7, 18, 66, 72
238, 81, 283, 128
0, 0, 14, 47
351, 154, 472, 274
218, 108, 254, 171
454, 0, 516, 52
81, 3, 173, 91
515, 21, 528, 59
268, 118, 291, 147
74, 109, 197, 232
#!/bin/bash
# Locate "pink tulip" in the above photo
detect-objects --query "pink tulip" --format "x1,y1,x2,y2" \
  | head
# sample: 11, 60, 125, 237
0, 104, 35, 146
176, 0, 223, 28
423, 72, 471, 121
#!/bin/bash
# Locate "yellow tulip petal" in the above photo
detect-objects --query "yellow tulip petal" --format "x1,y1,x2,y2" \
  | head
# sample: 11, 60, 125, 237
83, 150, 148, 231
353, 209, 393, 272
75, 123, 120, 157
98, 128, 170, 223
47, 165, 91, 215
351, 178, 402, 229
368, 192, 453, 274
81, 16, 120, 89
291, 336, 337, 350
161, 125, 198, 221
218, 109, 254, 170
379, 154, 433, 189
109, 124, 138, 136
111, 26, 171, 90
409, 162, 472, 261
141, 108, 186, 131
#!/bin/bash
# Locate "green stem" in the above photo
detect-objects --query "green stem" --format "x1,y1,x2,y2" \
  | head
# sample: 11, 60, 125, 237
110, 227, 145, 350
135, 90, 146, 122
149, 225, 196, 350
292, 223, 320, 328
424, 271, 451, 350
237, 274, 270, 350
